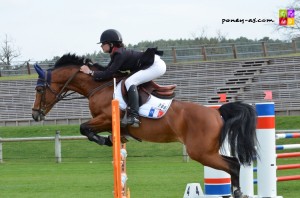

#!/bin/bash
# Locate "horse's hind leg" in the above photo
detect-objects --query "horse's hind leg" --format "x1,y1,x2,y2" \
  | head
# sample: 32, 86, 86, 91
220, 155, 240, 187
189, 152, 242, 198
221, 155, 244, 198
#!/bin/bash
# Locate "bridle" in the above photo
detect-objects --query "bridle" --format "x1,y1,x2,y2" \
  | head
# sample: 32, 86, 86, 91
32, 67, 117, 116
32, 69, 82, 116
32, 68, 118, 116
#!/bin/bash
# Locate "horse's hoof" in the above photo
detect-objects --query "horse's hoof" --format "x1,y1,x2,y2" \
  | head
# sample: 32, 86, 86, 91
94, 135, 112, 147
233, 189, 243, 198
104, 137, 113, 147
120, 136, 129, 143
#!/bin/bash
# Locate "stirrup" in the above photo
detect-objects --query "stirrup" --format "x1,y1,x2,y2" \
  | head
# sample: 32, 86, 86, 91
121, 111, 140, 128
127, 117, 140, 128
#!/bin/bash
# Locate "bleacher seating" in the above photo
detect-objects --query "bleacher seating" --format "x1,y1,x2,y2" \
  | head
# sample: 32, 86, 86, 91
1, 55, 300, 126
0, 80, 91, 126
163, 56, 300, 113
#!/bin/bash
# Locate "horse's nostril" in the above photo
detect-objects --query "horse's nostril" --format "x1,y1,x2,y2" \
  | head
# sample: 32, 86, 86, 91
32, 114, 38, 122
32, 111, 43, 122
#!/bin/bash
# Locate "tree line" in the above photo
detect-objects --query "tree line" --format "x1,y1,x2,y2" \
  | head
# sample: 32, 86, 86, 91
83, 36, 286, 63
0, 35, 297, 68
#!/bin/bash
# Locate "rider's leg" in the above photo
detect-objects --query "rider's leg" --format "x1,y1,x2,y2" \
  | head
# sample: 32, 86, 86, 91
126, 84, 140, 127
125, 55, 166, 127
125, 55, 166, 88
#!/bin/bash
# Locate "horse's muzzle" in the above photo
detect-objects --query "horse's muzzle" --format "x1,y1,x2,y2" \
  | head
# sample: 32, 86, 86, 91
32, 110, 45, 121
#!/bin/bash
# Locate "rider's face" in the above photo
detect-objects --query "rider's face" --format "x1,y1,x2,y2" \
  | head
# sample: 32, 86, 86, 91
101, 43, 110, 53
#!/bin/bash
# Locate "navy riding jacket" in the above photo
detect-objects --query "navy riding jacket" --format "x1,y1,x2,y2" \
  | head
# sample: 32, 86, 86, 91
93, 47, 162, 81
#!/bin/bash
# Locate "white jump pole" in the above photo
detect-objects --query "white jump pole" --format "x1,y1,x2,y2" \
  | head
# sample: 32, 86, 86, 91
239, 163, 254, 196
204, 105, 231, 197
239, 102, 255, 197
255, 102, 278, 197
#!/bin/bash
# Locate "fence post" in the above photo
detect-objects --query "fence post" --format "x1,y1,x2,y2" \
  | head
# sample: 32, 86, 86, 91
292, 40, 297, 53
172, 47, 177, 63
262, 42, 268, 57
27, 62, 31, 75
201, 46, 207, 61
182, 144, 189, 162
232, 44, 238, 59
55, 130, 62, 163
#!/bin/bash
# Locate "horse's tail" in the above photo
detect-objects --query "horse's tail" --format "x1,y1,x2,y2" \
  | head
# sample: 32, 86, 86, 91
218, 101, 257, 165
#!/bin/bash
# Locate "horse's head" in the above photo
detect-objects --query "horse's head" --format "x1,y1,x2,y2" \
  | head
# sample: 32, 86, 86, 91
32, 54, 92, 121
32, 63, 72, 121
32, 64, 50, 121
32, 53, 109, 121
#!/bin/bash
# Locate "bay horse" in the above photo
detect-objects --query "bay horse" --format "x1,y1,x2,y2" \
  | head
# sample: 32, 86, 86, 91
32, 54, 257, 198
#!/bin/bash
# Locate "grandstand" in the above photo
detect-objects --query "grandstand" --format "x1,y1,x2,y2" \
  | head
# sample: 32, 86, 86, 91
1, 55, 300, 126
0, 80, 91, 126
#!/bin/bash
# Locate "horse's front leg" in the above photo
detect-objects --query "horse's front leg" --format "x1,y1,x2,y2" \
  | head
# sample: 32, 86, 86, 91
80, 115, 113, 146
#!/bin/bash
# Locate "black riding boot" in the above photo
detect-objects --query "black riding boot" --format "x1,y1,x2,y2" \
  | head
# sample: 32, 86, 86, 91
126, 85, 140, 127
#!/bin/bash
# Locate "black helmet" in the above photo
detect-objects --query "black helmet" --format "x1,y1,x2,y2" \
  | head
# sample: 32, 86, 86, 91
98, 29, 123, 44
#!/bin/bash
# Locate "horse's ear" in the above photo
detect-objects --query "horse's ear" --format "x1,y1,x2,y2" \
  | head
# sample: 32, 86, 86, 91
34, 64, 45, 78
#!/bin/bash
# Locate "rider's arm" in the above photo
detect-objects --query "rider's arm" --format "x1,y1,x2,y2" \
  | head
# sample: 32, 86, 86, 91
92, 53, 124, 81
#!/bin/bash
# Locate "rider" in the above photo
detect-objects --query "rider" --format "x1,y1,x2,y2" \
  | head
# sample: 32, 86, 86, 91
80, 29, 166, 127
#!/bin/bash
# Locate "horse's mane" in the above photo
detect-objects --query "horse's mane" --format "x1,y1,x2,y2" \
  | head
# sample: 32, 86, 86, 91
53, 53, 106, 71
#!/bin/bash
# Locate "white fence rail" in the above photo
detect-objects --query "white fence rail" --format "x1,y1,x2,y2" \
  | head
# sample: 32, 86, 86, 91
0, 130, 88, 163
2, 129, 298, 164
0, 131, 189, 163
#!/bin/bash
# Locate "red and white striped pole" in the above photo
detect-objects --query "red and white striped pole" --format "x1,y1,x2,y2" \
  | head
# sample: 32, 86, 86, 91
256, 102, 278, 197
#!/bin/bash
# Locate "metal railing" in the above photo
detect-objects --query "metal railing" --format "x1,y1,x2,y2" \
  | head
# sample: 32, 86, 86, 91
0, 40, 299, 77
0, 130, 89, 163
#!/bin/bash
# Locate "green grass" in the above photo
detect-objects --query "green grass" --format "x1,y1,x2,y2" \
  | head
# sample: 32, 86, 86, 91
0, 116, 299, 197
0, 159, 202, 198
0, 73, 38, 81
276, 116, 300, 129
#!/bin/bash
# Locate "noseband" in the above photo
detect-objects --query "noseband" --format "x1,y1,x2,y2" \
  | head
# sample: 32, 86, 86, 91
32, 69, 81, 115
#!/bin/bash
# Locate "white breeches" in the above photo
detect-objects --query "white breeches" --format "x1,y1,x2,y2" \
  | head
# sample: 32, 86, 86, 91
125, 55, 166, 90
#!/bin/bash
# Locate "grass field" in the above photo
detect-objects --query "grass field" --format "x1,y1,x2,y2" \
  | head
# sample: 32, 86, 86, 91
0, 116, 300, 197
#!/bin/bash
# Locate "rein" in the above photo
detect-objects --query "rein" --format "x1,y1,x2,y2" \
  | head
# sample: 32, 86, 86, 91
54, 70, 84, 101
86, 80, 119, 98
33, 69, 122, 115
87, 77, 126, 98
47, 69, 82, 102
32, 69, 82, 115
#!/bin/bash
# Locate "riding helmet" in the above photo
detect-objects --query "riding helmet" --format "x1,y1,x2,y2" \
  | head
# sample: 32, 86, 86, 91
98, 29, 123, 44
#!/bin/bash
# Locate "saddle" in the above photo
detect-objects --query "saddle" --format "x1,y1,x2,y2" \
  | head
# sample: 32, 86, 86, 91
120, 79, 176, 106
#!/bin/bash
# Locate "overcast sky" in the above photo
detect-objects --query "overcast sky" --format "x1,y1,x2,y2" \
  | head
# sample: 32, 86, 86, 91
0, 0, 294, 62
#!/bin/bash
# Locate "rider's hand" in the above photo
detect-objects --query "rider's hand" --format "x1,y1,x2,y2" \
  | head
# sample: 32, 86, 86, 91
80, 65, 93, 75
